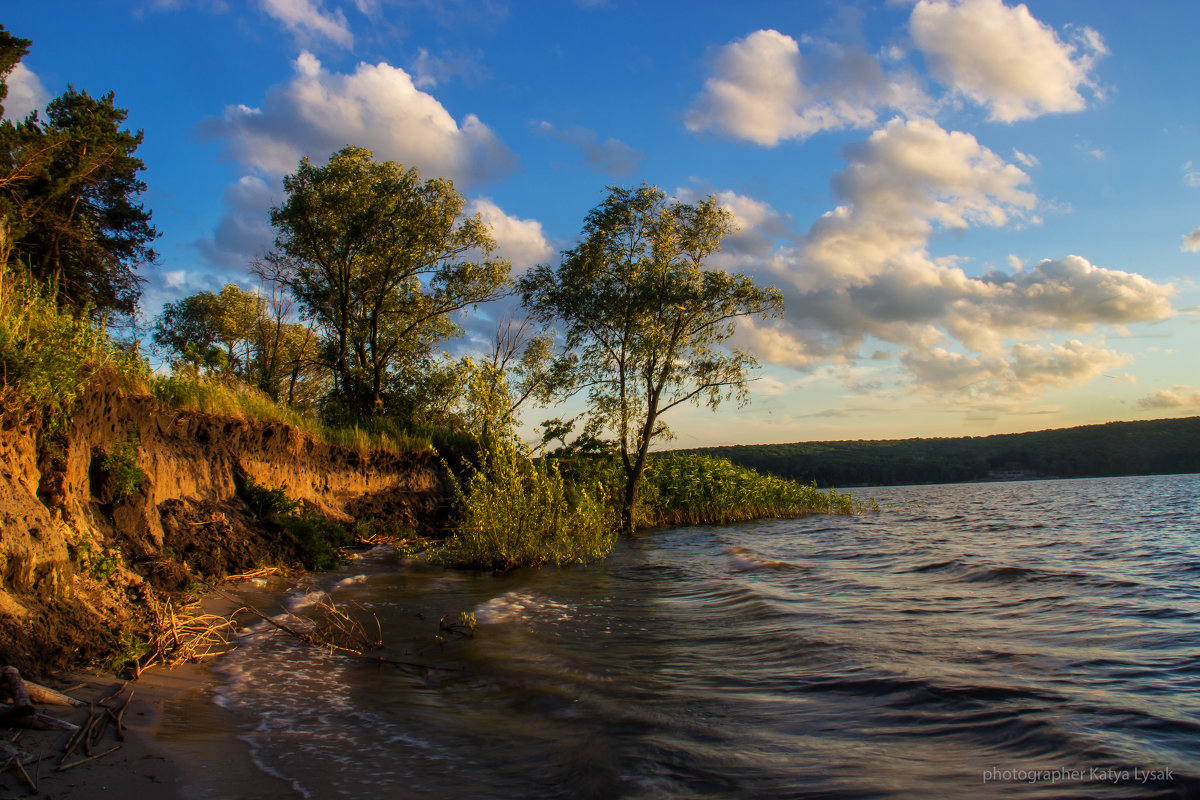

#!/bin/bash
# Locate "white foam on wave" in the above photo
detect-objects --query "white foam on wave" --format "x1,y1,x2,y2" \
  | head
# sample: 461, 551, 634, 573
474, 591, 574, 624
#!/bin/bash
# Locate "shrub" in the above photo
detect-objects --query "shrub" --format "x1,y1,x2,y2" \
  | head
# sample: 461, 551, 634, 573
0, 266, 141, 425
280, 511, 350, 572
432, 435, 615, 571
241, 477, 299, 517
103, 431, 145, 500
640, 453, 877, 526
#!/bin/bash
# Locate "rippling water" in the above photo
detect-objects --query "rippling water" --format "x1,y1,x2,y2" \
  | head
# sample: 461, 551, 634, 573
201, 475, 1200, 799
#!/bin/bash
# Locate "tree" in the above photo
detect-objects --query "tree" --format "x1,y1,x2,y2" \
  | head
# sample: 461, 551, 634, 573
270, 145, 510, 415
152, 282, 327, 409
520, 184, 783, 534
4, 87, 157, 317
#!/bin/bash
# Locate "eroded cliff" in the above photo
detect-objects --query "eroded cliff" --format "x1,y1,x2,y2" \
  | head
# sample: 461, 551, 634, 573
0, 371, 448, 675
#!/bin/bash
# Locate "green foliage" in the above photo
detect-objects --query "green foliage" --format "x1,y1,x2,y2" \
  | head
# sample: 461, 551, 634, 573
519, 184, 783, 534
147, 371, 432, 454
241, 477, 299, 517
432, 435, 615, 571
103, 627, 151, 675
103, 431, 144, 500
87, 545, 123, 581
0, 265, 141, 423
238, 478, 348, 571
639, 454, 876, 526
270, 145, 511, 415
3, 84, 157, 317
280, 511, 350, 572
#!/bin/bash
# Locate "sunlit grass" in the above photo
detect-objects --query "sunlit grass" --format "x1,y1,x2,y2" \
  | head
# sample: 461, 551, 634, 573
640, 453, 878, 526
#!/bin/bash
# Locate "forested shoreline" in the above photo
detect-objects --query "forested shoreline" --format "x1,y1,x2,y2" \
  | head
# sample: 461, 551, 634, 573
677, 416, 1200, 487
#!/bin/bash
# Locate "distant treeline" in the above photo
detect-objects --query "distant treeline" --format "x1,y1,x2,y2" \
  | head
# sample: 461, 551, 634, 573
673, 417, 1200, 487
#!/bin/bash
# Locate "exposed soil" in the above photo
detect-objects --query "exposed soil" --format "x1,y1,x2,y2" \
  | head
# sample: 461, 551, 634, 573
0, 370, 449, 678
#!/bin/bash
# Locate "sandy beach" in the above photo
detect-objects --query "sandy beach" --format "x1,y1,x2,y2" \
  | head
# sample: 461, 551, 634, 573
1, 661, 305, 800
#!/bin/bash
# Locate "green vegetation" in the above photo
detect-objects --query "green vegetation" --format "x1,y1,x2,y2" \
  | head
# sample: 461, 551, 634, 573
1, 28, 157, 319
680, 417, 1200, 486
431, 365, 615, 571
268, 145, 509, 417
640, 454, 876, 526
239, 479, 349, 571
102, 430, 144, 500
0, 265, 145, 421
520, 184, 783, 534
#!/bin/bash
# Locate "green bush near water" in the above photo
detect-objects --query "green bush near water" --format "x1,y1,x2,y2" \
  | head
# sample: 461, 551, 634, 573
431, 435, 616, 571
239, 478, 349, 571
640, 453, 878, 526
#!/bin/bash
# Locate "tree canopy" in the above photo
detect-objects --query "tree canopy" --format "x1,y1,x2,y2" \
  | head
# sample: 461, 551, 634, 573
269, 145, 510, 416
520, 184, 782, 533
1, 27, 157, 318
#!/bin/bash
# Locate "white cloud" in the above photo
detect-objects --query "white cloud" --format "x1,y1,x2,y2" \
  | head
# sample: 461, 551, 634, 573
900, 340, 1127, 397
466, 198, 554, 272
910, 0, 1105, 122
533, 121, 644, 176
1137, 386, 1200, 409
699, 117, 1173, 398
684, 29, 927, 145
1184, 226, 1200, 253
1185, 161, 1200, 188
260, 0, 353, 49
797, 116, 1036, 289
203, 51, 516, 187
1012, 148, 1038, 168
2, 62, 49, 121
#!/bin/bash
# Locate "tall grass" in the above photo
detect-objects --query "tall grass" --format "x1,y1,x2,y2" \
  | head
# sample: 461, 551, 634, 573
639, 453, 877, 526
0, 266, 145, 424
432, 435, 615, 571
146, 372, 432, 454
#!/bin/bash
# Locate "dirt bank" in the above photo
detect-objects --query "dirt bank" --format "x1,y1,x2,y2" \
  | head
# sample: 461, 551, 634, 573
0, 371, 450, 677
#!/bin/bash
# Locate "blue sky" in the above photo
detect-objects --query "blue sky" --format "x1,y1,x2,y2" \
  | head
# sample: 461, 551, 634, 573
6, 0, 1199, 447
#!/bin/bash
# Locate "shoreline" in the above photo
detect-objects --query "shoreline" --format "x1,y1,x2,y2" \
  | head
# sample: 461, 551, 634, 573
2, 577, 308, 800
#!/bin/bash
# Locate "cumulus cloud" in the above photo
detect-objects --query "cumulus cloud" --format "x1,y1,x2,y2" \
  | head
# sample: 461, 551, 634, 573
1183, 225, 1200, 253
202, 51, 516, 186
260, 0, 353, 49
910, 0, 1106, 122
1137, 386, 1200, 409
467, 198, 554, 272
703, 118, 1173, 396
533, 121, 644, 176
685, 29, 927, 145
2, 62, 49, 121
796, 116, 1036, 289
901, 340, 1126, 397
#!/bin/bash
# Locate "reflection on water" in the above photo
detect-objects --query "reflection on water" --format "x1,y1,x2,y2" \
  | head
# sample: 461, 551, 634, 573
198, 475, 1200, 798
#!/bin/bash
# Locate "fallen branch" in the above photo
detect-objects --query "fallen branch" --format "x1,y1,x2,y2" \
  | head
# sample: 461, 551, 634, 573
56, 744, 121, 773
23, 681, 83, 707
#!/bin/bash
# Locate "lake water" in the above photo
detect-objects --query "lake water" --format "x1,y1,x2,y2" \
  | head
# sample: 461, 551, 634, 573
183, 474, 1200, 799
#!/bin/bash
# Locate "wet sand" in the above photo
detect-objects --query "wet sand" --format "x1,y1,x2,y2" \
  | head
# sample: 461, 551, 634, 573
3, 578, 307, 800
1, 662, 301, 800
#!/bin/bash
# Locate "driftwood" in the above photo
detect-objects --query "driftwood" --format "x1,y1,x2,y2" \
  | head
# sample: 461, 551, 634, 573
24, 681, 83, 707
6, 713, 79, 732
1, 666, 34, 719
